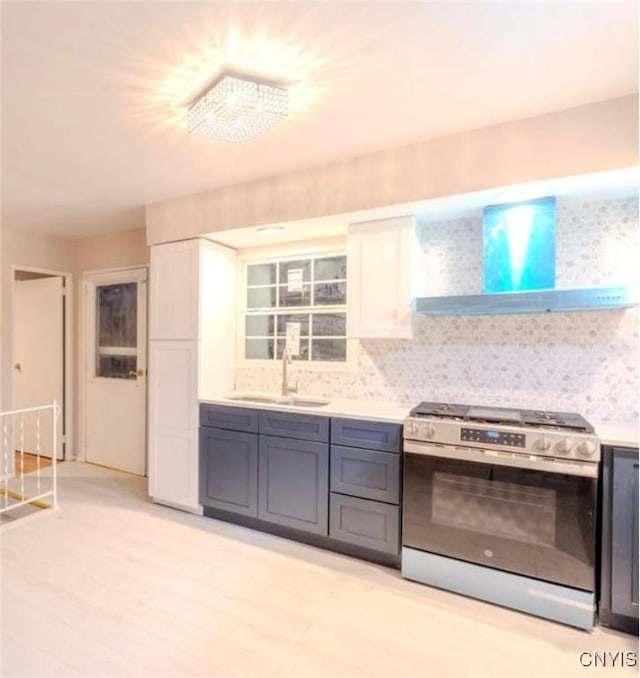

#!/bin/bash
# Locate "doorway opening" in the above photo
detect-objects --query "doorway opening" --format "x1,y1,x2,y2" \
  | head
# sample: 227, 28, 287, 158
11, 267, 72, 462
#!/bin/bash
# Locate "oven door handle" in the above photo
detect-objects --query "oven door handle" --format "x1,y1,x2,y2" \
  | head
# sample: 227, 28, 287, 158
403, 441, 598, 478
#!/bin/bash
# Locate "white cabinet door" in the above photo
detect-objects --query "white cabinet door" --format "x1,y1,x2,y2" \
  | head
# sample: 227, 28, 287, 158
198, 240, 237, 400
148, 340, 200, 511
347, 216, 414, 338
149, 240, 200, 340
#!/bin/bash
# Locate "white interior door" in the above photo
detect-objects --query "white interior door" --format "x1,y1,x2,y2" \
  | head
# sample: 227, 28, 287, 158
13, 276, 64, 459
84, 269, 147, 475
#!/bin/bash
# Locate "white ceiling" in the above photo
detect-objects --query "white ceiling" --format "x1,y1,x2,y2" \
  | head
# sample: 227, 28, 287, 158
2, 1, 637, 240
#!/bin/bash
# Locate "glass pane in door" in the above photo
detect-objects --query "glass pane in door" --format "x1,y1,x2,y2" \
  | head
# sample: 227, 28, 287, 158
95, 282, 138, 379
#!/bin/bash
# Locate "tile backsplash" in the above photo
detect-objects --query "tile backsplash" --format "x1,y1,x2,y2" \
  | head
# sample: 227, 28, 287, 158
236, 196, 639, 427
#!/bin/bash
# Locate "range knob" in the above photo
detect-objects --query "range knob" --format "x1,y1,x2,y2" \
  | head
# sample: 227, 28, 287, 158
534, 435, 552, 451
577, 440, 598, 458
555, 437, 573, 454
406, 421, 419, 436
420, 423, 436, 439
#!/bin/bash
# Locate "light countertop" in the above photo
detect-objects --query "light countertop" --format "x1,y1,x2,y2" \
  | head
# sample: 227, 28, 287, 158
202, 393, 410, 424
593, 422, 639, 449
203, 393, 639, 448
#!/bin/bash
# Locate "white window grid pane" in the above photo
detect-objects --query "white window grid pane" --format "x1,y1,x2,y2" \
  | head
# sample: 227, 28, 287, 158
244, 310, 346, 361
244, 253, 347, 361
246, 257, 346, 287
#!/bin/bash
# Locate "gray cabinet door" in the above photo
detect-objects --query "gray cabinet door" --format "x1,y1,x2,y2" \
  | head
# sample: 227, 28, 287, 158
611, 450, 639, 619
330, 493, 400, 554
258, 435, 329, 535
330, 445, 400, 503
199, 427, 258, 517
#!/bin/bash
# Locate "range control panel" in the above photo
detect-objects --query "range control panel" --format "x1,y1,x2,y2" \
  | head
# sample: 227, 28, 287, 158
460, 427, 526, 448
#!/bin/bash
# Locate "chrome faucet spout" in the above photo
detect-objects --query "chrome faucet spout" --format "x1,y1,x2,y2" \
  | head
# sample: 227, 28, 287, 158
281, 347, 298, 397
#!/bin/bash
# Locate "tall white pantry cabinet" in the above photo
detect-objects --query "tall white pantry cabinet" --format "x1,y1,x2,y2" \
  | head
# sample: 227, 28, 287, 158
148, 238, 236, 512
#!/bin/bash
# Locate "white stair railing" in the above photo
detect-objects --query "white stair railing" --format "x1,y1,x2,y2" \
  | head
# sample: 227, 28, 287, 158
0, 402, 59, 525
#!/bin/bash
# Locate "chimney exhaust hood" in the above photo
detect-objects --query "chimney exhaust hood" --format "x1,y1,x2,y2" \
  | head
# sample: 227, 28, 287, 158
413, 287, 638, 316
414, 194, 638, 316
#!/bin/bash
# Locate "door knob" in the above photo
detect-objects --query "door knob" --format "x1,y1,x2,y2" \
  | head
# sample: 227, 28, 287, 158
128, 369, 145, 378
14, 362, 22, 372
137, 368, 145, 377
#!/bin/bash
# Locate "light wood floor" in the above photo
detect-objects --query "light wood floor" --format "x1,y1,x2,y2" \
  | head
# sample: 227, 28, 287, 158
13, 451, 53, 475
1, 462, 636, 678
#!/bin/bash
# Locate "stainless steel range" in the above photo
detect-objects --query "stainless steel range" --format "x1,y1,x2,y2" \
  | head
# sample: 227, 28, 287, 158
401, 402, 600, 630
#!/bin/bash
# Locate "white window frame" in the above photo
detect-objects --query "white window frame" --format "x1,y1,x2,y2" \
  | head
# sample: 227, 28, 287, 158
236, 248, 357, 370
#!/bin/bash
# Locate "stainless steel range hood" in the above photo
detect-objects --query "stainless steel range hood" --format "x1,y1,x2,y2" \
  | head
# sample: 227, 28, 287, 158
413, 287, 638, 316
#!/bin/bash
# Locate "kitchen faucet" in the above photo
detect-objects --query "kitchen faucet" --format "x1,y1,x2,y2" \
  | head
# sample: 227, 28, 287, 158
281, 346, 298, 397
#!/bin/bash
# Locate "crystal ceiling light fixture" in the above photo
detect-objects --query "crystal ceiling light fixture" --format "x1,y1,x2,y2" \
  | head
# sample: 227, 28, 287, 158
187, 70, 288, 143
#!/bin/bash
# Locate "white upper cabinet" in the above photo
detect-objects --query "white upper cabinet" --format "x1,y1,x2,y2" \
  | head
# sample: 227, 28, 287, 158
150, 240, 200, 340
198, 240, 237, 400
347, 216, 415, 339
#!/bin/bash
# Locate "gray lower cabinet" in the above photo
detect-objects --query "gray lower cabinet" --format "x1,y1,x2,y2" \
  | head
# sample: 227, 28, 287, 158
199, 427, 258, 517
611, 452, 639, 619
600, 445, 639, 634
259, 410, 329, 442
200, 404, 259, 433
330, 493, 399, 554
331, 418, 401, 453
258, 435, 329, 535
328, 419, 402, 555
199, 404, 401, 564
331, 445, 400, 503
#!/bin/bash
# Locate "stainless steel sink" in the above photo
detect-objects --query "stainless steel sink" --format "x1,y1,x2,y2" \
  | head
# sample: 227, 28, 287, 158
224, 393, 330, 408
279, 396, 330, 408
225, 394, 280, 404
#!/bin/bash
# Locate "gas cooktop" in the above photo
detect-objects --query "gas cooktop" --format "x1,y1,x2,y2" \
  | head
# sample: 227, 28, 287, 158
409, 401, 595, 433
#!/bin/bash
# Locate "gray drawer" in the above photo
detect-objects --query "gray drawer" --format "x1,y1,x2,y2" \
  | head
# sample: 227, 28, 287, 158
330, 445, 400, 503
200, 404, 259, 433
330, 493, 400, 554
331, 418, 401, 453
259, 411, 329, 442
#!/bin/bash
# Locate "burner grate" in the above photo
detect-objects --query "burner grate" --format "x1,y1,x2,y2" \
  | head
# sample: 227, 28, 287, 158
409, 401, 594, 433
410, 401, 469, 419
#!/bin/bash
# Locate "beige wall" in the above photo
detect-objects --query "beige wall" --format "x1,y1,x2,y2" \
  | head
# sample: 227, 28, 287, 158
0, 226, 3, 415
0, 228, 76, 442
1, 226, 149, 459
146, 95, 639, 244
74, 227, 149, 272
2, 228, 76, 273
72, 227, 149, 458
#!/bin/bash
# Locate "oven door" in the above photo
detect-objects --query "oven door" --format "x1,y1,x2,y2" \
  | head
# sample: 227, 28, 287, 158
403, 442, 597, 591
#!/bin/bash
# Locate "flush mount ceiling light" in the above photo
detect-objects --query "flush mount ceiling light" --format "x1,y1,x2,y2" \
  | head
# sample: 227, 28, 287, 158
187, 71, 288, 143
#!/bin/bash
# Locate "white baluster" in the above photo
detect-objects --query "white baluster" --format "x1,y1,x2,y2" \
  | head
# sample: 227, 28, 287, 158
20, 413, 25, 500
36, 410, 41, 494
2, 418, 8, 507
52, 402, 58, 509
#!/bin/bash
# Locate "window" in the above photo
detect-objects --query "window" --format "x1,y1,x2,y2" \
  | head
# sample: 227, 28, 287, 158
243, 253, 347, 363
95, 282, 138, 379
